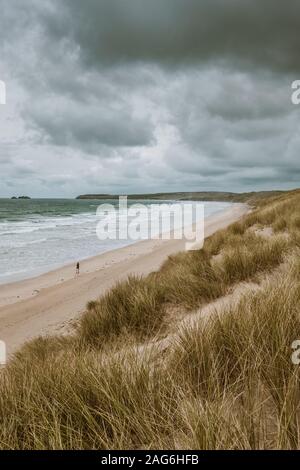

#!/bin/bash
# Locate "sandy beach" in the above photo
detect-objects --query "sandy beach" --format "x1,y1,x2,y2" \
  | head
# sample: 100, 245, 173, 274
0, 204, 248, 355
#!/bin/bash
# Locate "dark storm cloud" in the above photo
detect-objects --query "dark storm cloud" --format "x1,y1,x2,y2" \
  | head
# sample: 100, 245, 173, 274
42, 0, 300, 73
205, 75, 292, 122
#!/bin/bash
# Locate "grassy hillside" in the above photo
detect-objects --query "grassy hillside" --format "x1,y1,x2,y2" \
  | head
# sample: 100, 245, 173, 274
1, 189, 300, 449
76, 190, 285, 202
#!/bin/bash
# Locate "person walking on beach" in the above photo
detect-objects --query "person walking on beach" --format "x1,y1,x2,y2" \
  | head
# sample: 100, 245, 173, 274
76, 262, 80, 276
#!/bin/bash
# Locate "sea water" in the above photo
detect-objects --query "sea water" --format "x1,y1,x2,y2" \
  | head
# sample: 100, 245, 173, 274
0, 198, 232, 284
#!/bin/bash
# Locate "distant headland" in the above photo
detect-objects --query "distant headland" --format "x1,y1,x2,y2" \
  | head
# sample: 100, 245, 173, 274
76, 190, 284, 203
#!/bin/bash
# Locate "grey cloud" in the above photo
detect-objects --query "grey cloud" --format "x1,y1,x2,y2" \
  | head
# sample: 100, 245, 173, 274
206, 75, 292, 122
26, 98, 155, 150
40, 0, 300, 73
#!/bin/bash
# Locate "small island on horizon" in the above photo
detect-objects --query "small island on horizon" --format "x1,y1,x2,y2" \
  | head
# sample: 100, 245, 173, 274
11, 196, 31, 200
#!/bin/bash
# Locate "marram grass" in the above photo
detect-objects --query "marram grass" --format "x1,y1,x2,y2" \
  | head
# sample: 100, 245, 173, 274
1, 190, 300, 449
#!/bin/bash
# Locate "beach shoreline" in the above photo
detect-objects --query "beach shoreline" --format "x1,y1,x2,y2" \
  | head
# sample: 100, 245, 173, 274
0, 203, 248, 355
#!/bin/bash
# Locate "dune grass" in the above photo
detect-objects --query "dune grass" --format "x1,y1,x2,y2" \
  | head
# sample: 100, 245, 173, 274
80, 276, 166, 347
1, 190, 300, 449
168, 257, 300, 449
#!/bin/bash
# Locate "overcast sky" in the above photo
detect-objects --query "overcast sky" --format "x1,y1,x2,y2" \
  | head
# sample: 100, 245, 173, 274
1, 0, 300, 197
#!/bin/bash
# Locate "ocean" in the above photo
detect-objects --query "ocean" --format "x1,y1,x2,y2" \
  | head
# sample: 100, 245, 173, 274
0, 198, 232, 284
